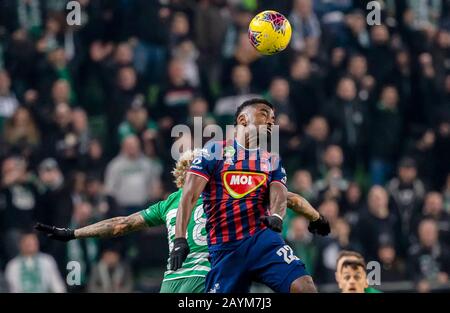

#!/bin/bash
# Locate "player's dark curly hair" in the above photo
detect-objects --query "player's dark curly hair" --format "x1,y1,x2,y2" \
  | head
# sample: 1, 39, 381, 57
234, 98, 274, 125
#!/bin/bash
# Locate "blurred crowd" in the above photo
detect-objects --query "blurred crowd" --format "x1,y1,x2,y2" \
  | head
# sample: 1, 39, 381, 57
0, 0, 450, 293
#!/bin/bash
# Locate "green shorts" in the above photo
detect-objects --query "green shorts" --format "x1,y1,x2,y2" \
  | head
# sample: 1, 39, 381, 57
160, 276, 206, 293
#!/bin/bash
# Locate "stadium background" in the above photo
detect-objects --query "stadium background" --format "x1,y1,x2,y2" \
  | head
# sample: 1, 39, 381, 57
0, 0, 449, 293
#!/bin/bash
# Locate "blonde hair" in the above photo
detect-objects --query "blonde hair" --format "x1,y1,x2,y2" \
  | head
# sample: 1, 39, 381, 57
172, 149, 203, 188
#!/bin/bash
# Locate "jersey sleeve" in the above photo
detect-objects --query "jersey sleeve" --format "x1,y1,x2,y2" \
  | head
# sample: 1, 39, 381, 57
269, 155, 287, 188
188, 141, 220, 181
140, 199, 166, 227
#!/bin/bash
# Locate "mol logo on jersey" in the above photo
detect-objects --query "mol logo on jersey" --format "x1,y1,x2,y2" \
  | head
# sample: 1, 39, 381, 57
223, 171, 267, 199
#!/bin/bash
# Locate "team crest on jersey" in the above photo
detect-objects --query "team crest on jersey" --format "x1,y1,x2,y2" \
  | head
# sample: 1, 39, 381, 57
223, 145, 235, 165
223, 171, 267, 199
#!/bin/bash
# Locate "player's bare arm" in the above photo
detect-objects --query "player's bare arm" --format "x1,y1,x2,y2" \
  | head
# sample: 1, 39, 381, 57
170, 172, 208, 271
287, 191, 330, 236
270, 182, 288, 219
34, 212, 147, 241
260, 182, 287, 232
287, 192, 320, 221
75, 212, 147, 238
174, 173, 207, 239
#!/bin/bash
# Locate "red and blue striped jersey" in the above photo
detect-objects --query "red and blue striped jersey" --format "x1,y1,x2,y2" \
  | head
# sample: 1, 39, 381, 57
188, 139, 287, 250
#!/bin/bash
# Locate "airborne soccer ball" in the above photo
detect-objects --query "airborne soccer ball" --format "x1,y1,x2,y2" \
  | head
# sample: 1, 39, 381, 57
248, 10, 292, 55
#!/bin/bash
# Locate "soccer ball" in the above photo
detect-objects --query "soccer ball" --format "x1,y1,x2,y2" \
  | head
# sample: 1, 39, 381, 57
248, 10, 292, 55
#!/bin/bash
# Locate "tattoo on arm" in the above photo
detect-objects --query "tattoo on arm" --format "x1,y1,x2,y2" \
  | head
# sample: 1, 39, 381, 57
287, 192, 320, 221
74, 212, 147, 239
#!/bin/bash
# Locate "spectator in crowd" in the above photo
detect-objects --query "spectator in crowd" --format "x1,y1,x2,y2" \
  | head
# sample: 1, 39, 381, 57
0, 156, 39, 260
37, 47, 76, 106
187, 96, 216, 128
35, 158, 71, 231
389, 49, 413, 115
108, 66, 140, 141
289, 0, 321, 56
387, 157, 426, 243
85, 174, 121, 221
358, 186, 400, 261
1, 0, 44, 37
215, 64, 260, 126
298, 116, 331, 177
316, 215, 360, 284
367, 25, 395, 83
118, 97, 158, 146
314, 145, 349, 203
408, 219, 450, 293
104, 135, 162, 215
87, 246, 133, 293
2, 106, 41, 162
168, 12, 192, 53
45, 102, 85, 172
377, 241, 407, 283
283, 169, 318, 238
222, 5, 253, 58
413, 191, 450, 244
341, 9, 371, 53
66, 198, 98, 292
72, 107, 91, 157
5, 232, 66, 293
81, 138, 107, 178
286, 216, 318, 276
406, 0, 442, 31
339, 182, 363, 230
266, 77, 292, 116
314, 200, 347, 284
158, 57, 198, 125
193, 0, 227, 87
289, 55, 324, 127
172, 38, 200, 89
369, 85, 403, 185
346, 54, 375, 102
290, 169, 318, 204
221, 31, 272, 91
325, 76, 367, 172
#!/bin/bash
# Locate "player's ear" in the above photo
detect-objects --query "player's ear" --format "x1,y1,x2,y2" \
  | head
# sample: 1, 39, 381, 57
237, 113, 248, 126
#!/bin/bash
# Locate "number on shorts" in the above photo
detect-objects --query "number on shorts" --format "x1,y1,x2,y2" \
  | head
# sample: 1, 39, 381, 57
276, 245, 299, 264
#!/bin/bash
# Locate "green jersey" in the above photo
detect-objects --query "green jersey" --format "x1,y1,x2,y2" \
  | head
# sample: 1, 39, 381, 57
365, 287, 383, 293
140, 189, 209, 282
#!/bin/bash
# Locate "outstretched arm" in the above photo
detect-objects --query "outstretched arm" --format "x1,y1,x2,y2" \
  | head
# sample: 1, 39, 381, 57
287, 192, 320, 222
287, 191, 330, 236
35, 212, 147, 241
74, 212, 147, 238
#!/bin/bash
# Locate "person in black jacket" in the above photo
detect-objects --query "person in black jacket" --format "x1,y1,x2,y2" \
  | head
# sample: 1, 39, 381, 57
369, 85, 403, 185
408, 219, 450, 293
357, 185, 401, 261
0, 155, 39, 261
324, 76, 368, 173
